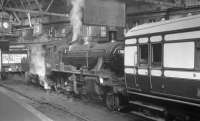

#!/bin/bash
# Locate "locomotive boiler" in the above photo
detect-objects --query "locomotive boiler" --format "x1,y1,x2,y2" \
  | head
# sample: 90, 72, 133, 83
63, 41, 124, 75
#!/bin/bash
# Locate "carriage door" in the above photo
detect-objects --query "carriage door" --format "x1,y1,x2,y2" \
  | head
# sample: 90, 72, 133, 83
137, 38, 151, 92
150, 42, 163, 93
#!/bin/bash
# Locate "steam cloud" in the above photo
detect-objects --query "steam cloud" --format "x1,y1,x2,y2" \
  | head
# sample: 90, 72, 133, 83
29, 34, 50, 90
70, 0, 84, 43
30, 45, 46, 82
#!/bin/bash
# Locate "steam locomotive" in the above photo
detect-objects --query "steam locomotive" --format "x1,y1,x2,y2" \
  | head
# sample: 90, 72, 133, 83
43, 29, 127, 110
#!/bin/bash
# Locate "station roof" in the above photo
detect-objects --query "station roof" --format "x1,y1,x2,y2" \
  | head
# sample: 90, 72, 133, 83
0, 0, 182, 25
0, 0, 70, 25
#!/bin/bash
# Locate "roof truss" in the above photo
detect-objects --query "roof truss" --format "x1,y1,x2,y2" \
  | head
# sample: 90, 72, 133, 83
125, 0, 183, 7
0, 0, 70, 25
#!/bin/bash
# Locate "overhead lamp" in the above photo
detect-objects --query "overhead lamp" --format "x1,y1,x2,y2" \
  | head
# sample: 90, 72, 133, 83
3, 22, 9, 29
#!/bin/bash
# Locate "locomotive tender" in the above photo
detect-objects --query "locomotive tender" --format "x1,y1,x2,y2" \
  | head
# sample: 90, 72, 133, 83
125, 14, 200, 120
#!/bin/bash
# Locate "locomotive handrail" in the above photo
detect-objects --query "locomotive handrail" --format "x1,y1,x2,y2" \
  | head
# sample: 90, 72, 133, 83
64, 49, 106, 57
52, 68, 99, 77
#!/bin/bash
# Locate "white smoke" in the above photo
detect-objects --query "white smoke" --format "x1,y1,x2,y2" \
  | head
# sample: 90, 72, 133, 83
84, 26, 92, 45
30, 45, 46, 81
29, 34, 50, 89
70, 0, 84, 42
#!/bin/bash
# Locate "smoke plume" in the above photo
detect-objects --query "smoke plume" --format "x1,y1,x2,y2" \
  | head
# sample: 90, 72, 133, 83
30, 45, 46, 81
29, 34, 50, 90
70, 0, 84, 42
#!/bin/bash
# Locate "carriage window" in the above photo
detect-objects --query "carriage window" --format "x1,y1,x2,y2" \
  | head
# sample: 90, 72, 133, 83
53, 46, 57, 52
195, 40, 200, 70
47, 48, 51, 56
164, 42, 194, 69
125, 46, 137, 66
139, 44, 148, 65
50, 47, 53, 57
152, 43, 162, 66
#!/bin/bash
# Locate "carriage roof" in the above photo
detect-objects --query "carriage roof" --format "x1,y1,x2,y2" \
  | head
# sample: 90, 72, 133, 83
126, 14, 200, 37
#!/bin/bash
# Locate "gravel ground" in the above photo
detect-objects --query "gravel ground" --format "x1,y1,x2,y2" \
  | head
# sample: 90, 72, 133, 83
0, 78, 142, 121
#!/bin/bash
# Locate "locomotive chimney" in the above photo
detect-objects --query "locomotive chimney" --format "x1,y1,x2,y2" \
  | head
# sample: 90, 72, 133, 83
109, 31, 117, 42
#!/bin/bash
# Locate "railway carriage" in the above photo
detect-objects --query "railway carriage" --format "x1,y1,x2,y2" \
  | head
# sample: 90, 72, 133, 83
125, 14, 200, 120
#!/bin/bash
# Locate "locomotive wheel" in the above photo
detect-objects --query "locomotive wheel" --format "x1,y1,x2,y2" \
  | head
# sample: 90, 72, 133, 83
106, 92, 120, 111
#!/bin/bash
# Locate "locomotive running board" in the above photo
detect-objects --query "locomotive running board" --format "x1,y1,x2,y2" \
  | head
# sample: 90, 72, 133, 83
131, 111, 165, 121
130, 101, 165, 112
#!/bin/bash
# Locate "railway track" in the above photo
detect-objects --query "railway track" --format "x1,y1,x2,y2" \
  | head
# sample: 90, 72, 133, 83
0, 83, 147, 121
0, 84, 90, 121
